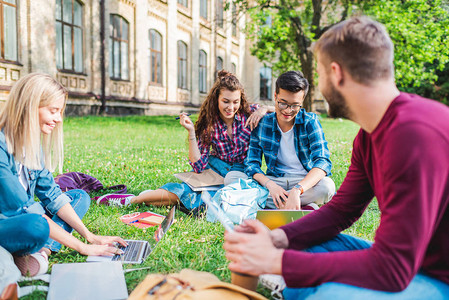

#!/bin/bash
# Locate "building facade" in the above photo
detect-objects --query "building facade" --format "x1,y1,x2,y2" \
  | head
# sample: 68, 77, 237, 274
0, 0, 275, 115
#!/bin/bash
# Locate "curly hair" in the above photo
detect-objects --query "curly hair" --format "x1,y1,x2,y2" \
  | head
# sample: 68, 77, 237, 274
195, 70, 251, 146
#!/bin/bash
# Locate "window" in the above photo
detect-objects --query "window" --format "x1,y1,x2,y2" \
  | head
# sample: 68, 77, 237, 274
200, 0, 207, 19
1, 0, 18, 61
231, 3, 237, 37
216, 56, 223, 73
177, 41, 187, 89
109, 15, 129, 80
55, 0, 83, 72
216, 0, 223, 28
177, 0, 187, 7
149, 29, 162, 85
231, 63, 236, 74
199, 50, 207, 93
260, 67, 272, 100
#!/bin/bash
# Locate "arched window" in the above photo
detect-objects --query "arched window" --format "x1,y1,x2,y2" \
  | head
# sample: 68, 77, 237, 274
109, 14, 129, 80
231, 63, 236, 75
177, 41, 188, 89
260, 67, 272, 100
216, 56, 223, 72
199, 50, 207, 93
55, 0, 83, 72
149, 29, 162, 84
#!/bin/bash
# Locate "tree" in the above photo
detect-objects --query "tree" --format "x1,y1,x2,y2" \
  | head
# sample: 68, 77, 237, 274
234, 0, 449, 110
364, 0, 449, 98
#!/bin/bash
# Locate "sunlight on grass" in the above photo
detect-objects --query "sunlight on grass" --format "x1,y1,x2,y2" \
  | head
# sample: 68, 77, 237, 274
22, 115, 381, 299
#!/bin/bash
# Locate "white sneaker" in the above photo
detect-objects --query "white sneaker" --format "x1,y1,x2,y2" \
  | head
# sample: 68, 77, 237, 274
14, 250, 49, 277
96, 194, 135, 206
138, 189, 153, 196
259, 274, 286, 300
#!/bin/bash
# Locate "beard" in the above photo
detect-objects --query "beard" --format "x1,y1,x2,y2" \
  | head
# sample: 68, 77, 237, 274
322, 79, 352, 120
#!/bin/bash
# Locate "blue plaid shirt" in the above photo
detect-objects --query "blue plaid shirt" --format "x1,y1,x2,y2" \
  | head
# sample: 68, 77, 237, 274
245, 110, 332, 177
190, 104, 259, 173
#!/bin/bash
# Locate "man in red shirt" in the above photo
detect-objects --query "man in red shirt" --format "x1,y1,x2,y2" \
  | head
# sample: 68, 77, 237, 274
224, 16, 449, 299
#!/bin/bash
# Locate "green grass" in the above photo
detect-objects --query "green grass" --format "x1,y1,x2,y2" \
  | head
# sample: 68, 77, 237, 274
21, 115, 380, 299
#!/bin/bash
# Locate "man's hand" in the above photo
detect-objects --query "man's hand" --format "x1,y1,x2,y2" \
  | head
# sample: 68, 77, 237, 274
266, 180, 288, 208
224, 220, 284, 276
284, 188, 301, 210
245, 106, 268, 130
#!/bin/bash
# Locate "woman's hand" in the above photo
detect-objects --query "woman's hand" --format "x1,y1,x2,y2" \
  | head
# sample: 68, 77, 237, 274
266, 180, 288, 208
88, 234, 128, 247
245, 106, 268, 130
79, 244, 123, 257
179, 113, 195, 133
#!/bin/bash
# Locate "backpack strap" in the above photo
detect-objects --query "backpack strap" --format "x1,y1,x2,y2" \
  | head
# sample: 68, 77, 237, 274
106, 184, 127, 194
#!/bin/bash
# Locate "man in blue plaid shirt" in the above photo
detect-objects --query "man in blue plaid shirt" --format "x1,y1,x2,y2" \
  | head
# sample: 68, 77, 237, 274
245, 71, 335, 209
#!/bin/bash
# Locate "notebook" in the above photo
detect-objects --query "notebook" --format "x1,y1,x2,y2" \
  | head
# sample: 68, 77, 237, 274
47, 261, 128, 300
87, 206, 175, 264
174, 168, 224, 191
256, 210, 311, 230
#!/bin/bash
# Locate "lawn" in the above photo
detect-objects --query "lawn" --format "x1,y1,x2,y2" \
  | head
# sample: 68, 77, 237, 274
22, 115, 380, 299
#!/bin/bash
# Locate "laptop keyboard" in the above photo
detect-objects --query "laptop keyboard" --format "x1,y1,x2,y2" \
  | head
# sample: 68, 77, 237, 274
112, 241, 145, 262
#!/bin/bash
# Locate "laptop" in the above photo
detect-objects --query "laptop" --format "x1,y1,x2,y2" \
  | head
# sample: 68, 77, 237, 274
47, 261, 128, 300
87, 206, 175, 264
256, 210, 311, 230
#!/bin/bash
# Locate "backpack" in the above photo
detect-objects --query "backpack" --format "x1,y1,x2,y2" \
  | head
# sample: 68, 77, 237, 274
207, 179, 269, 225
54, 172, 127, 194
128, 269, 267, 300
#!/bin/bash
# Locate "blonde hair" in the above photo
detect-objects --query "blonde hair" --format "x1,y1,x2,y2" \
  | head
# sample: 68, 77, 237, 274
0, 73, 67, 172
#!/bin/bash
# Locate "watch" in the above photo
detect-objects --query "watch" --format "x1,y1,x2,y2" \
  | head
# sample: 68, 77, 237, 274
293, 184, 304, 195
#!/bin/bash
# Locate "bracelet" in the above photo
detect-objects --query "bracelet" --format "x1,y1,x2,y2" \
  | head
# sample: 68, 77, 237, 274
188, 136, 196, 141
263, 179, 272, 187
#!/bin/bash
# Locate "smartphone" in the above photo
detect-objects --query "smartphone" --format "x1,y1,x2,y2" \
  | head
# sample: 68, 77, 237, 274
201, 192, 234, 232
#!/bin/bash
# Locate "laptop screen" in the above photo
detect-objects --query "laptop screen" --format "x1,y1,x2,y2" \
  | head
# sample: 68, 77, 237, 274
256, 210, 311, 230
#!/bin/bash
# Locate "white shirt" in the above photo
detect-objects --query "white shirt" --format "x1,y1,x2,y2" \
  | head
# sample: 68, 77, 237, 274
17, 163, 28, 191
275, 124, 308, 176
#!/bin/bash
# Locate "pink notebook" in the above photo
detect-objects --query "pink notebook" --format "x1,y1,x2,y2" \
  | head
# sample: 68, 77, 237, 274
119, 211, 165, 229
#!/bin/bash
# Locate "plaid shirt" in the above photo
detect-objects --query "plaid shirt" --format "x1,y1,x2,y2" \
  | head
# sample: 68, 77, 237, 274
245, 110, 332, 177
190, 104, 259, 173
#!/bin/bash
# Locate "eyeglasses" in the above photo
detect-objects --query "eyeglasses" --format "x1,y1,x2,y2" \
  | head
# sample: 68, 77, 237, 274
277, 101, 302, 112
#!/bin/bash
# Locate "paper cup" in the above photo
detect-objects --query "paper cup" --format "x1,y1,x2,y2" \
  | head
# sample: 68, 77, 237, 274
231, 271, 259, 291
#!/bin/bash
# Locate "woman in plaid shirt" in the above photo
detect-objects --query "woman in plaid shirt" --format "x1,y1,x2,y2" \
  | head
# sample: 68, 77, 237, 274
97, 71, 271, 212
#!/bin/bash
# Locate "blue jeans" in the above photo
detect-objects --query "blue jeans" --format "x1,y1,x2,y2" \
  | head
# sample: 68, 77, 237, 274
0, 214, 50, 256
44, 189, 90, 252
161, 156, 247, 210
283, 234, 449, 300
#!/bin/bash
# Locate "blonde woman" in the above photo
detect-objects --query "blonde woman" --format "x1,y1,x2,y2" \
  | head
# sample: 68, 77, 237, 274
0, 73, 126, 276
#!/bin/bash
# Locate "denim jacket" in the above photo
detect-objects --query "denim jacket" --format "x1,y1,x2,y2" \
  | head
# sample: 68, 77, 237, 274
245, 111, 332, 178
0, 131, 70, 220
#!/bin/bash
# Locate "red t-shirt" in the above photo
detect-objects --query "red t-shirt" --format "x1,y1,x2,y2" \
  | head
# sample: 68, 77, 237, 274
281, 93, 449, 292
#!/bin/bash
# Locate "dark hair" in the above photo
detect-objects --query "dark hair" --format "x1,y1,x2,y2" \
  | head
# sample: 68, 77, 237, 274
275, 70, 309, 96
312, 16, 394, 85
195, 70, 250, 146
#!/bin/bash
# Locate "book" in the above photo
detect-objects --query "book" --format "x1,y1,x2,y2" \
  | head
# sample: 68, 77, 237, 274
174, 168, 224, 191
119, 211, 165, 229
